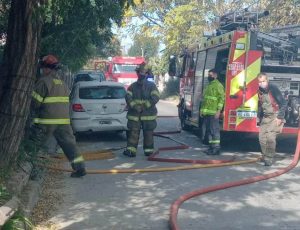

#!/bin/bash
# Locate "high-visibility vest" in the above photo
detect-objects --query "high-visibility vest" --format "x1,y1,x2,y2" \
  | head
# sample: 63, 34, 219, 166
200, 79, 225, 116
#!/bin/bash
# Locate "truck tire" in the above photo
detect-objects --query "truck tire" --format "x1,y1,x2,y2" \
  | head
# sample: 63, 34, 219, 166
180, 110, 191, 131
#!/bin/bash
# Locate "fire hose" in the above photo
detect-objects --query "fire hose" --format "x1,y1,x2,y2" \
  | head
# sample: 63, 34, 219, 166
44, 118, 260, 173
169, 124, 300, 230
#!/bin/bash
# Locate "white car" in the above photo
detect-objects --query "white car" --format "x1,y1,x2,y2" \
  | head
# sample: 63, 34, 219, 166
70, 81, 128, 134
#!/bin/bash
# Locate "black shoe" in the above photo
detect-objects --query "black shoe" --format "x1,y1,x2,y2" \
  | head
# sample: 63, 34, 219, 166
70, 168, 86, 178
211, 149, 221, 155
123, 150, 136, 157
144, 152, 153, 157
264, 159, 273, 166
206, 148, 221, 155
204, 149, 213, 155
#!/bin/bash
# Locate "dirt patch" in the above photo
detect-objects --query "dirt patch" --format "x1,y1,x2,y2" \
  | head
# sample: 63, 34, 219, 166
31, 169, 65, 230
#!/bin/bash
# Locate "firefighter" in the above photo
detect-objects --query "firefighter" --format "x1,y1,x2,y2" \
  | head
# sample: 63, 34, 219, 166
123, 65, 160, 157
257, 73, 286, 166
200, 69, 225, 155
31, 54, 86, 177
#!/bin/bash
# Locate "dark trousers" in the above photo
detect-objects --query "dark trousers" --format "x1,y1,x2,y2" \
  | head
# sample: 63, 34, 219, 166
32, 124, 85, 171
126, 120, 157, 154
202, 115, 221, 150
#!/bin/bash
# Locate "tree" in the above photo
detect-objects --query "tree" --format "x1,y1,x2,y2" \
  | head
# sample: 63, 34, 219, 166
126, 0, 267, 54
259, 0, 300, 30
0, 0, 44, 169
40, 0, 135, 72
128, 33, 159, 60
0, 0, 136, 169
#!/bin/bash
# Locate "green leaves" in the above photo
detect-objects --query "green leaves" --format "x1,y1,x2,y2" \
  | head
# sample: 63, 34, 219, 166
39, 0, 135, 72
128, 33, 159, 60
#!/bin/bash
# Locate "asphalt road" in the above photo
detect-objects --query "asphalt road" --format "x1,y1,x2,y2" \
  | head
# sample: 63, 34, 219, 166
37, 100, 300, 230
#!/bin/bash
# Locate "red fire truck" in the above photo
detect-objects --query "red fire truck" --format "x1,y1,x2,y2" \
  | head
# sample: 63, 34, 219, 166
169, 9, 300, 135
95, 56, 145, 87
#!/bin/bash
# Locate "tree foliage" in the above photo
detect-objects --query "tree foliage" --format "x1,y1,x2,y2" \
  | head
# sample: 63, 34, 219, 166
0, 0, 136, 71
126, 0, 300, 55
128, 33, 159, 60
40, 0, 135, 71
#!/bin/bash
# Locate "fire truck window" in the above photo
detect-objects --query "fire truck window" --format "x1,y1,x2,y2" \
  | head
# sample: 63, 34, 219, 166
184, 56, 191, 76
204, 48, 218, 86
190, 52, 196, 70
215, 49, 229, 86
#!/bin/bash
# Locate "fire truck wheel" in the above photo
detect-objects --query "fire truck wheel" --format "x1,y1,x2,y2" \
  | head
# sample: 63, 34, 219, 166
180, 115, 190, 131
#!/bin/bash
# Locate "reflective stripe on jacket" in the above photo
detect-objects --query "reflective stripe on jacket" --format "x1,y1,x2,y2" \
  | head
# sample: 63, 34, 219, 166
200, 79, 224, 115
125, 78, 160, 121
31, 72, 71, 125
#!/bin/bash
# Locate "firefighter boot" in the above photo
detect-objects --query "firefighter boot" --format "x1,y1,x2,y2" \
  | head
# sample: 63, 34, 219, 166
144, 150, 154, 157
211, 147, 221, 155
264, 158, 273, 166
204, 147, 213, 155
206, 146, 221, 155
70, 168, 87, 178
123, 149, 136, 157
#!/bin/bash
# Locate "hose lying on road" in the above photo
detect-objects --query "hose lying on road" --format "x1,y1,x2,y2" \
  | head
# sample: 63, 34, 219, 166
150, 133, 236, 164
169, 125, 300, 230
42, 115, 260, 174
45, 157, 259, 174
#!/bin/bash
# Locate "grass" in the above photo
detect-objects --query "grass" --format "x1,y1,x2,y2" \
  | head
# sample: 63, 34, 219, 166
2, 212, 34, 230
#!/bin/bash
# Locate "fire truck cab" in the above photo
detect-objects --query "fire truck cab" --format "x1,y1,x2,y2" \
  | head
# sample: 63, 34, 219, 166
169, 9, 300, 135
95, 56, 145, 88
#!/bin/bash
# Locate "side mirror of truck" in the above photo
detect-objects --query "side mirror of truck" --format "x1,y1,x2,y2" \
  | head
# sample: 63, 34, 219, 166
168, 55, 177, 77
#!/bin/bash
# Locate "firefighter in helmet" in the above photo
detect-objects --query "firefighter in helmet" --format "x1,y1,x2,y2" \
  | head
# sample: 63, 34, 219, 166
257, 72, 287, 166
31, 54, 86, 177
123, 64, 160, 157
200, 68, 225, 155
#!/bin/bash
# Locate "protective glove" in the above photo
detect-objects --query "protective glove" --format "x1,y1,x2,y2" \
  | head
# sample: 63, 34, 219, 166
135, 105, 143, 113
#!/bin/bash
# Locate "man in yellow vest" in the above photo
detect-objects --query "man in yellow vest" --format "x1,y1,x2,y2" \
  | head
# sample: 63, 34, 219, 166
31, 54, 86, 177
200, 69, 225, 155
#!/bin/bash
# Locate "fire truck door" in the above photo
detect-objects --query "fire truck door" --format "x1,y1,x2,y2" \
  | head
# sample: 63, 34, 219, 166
191, 51, 206, 123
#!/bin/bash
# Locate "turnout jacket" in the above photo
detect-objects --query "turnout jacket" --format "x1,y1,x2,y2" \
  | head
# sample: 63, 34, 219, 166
200, 79, 225, 116
258, 84, 287, 120
125, 78, 160, 121
31, 71, 71, 125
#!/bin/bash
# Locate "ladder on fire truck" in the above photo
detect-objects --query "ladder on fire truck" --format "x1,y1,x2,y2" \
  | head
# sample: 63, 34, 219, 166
256, 31, 297, 64
219, 8, 299, 64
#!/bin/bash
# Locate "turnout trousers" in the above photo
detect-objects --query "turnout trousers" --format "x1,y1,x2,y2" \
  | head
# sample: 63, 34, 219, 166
31, 124, 85, 171
126, 119, 157, 155
202, 115, 221, 150
259, 116, 284, 162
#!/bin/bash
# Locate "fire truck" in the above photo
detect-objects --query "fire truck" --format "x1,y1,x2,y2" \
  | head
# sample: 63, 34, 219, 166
95, 56, 145, 87
169, 9, 300, 135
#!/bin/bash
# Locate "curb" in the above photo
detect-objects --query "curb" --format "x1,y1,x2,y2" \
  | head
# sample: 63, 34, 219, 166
0, 196, 20, 226
0, 162, 44, 227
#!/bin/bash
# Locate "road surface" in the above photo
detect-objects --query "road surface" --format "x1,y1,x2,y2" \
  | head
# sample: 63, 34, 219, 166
33, 100, 300, 230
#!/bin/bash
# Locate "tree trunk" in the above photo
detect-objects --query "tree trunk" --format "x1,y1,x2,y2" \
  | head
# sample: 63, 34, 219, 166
0, 0, 43, 169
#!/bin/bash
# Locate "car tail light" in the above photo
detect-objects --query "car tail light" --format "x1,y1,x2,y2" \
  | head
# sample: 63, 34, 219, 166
72, 103, 85, 112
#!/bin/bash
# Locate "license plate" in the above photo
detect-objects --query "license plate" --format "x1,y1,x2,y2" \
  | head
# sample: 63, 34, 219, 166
237, 111, 257, 118
99, 121, 112, 125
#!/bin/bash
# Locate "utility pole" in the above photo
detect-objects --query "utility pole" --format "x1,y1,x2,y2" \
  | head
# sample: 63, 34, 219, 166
141, 47, 144, 57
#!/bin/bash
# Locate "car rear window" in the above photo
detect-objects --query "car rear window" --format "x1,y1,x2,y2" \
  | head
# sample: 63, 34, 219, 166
79, 86, 126, 99
74, 73, 102, 83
